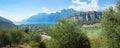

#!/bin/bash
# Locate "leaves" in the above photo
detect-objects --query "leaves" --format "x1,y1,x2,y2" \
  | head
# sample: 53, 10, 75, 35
50, 18, 90, 48
101, 1, 120, 48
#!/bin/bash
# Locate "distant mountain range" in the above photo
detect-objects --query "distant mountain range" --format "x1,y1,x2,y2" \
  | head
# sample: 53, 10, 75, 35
19, 9, 103, 24
20, 9, 77, 24
0, 16, 15, 31
0, 16, 14, 24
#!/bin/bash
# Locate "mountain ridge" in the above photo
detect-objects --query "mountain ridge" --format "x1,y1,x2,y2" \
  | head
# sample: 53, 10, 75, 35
0, 16, 15, 31
20, 9, 77, 24
19, 9, 103, 24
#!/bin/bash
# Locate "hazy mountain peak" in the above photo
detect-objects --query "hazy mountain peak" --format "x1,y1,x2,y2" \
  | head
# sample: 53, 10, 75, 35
20, 9, 77, 24
0, 16, 14, 24
0, 16, 15, 31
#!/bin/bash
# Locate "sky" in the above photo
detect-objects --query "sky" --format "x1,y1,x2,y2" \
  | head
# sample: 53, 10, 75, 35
0, 0, 116, 23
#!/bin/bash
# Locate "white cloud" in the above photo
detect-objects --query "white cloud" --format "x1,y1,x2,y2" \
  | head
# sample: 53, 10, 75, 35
72, 0, 87, 5
41, 7, 55, 14
100, 4, 116, 10
0, 11, 21, 22
0, 11, 5, 16
0, 7, 55, 23
69, 0, 99, 11
0, 10, 31, 22
0, 11, 10, 20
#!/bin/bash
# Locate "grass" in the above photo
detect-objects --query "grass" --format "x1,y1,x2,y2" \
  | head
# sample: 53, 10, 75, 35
82, 23, 103, 48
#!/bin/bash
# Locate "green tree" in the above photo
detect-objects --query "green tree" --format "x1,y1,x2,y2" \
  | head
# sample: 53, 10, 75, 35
0, 31, 10, 47
45, 39, 60, 48
50, 18, 90, 48
24, 27, 29, 33
7, 28, 24, 47
101, 0, 120, 48
27, 32, 41, 47
23, 29, 44, 48
39, 41, 46, 48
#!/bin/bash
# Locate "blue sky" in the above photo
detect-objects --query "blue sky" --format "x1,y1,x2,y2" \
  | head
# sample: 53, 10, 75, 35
0, 0, 116, 23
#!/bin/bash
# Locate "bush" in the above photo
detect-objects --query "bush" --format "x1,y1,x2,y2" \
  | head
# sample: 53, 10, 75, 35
45, 39, 60, 48
7, 28, 24, 46
27, 32, 41, 47
0, 31, 10, 47
101, 1, 120, 47
49, 18, 90, 48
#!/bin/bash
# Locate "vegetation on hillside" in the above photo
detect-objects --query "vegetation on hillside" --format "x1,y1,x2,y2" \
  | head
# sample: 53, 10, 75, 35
101, 0, 120, 48
0, 27, 45, 48
47, 18, 90, 48
0, 0, 120, 48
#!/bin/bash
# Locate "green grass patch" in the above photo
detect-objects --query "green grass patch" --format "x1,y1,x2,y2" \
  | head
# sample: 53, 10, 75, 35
81, 23, 103, 48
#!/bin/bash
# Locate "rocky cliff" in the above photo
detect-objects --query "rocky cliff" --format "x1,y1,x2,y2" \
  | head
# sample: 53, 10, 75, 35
68, 11, 102, 21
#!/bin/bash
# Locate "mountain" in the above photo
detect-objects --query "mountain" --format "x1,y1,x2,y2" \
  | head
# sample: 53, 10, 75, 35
68, 11, 102, 24
0, 16, 15, 31
20, 9, 77, 24
20, 9, 102, 25
69, 11, 102, 21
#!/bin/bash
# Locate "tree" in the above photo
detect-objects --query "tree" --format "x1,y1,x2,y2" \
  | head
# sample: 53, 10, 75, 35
24, 27, 29, 33
101, 0, 120, 48
50, 18, 90, 48
0, 31, 10, 47
45, 39, 60, 48
27, 32, 41, 47
39, 41, 46, 48
7, 28, 24, 47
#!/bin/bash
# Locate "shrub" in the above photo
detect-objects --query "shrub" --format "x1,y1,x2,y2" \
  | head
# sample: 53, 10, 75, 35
50, 18, 90, 48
